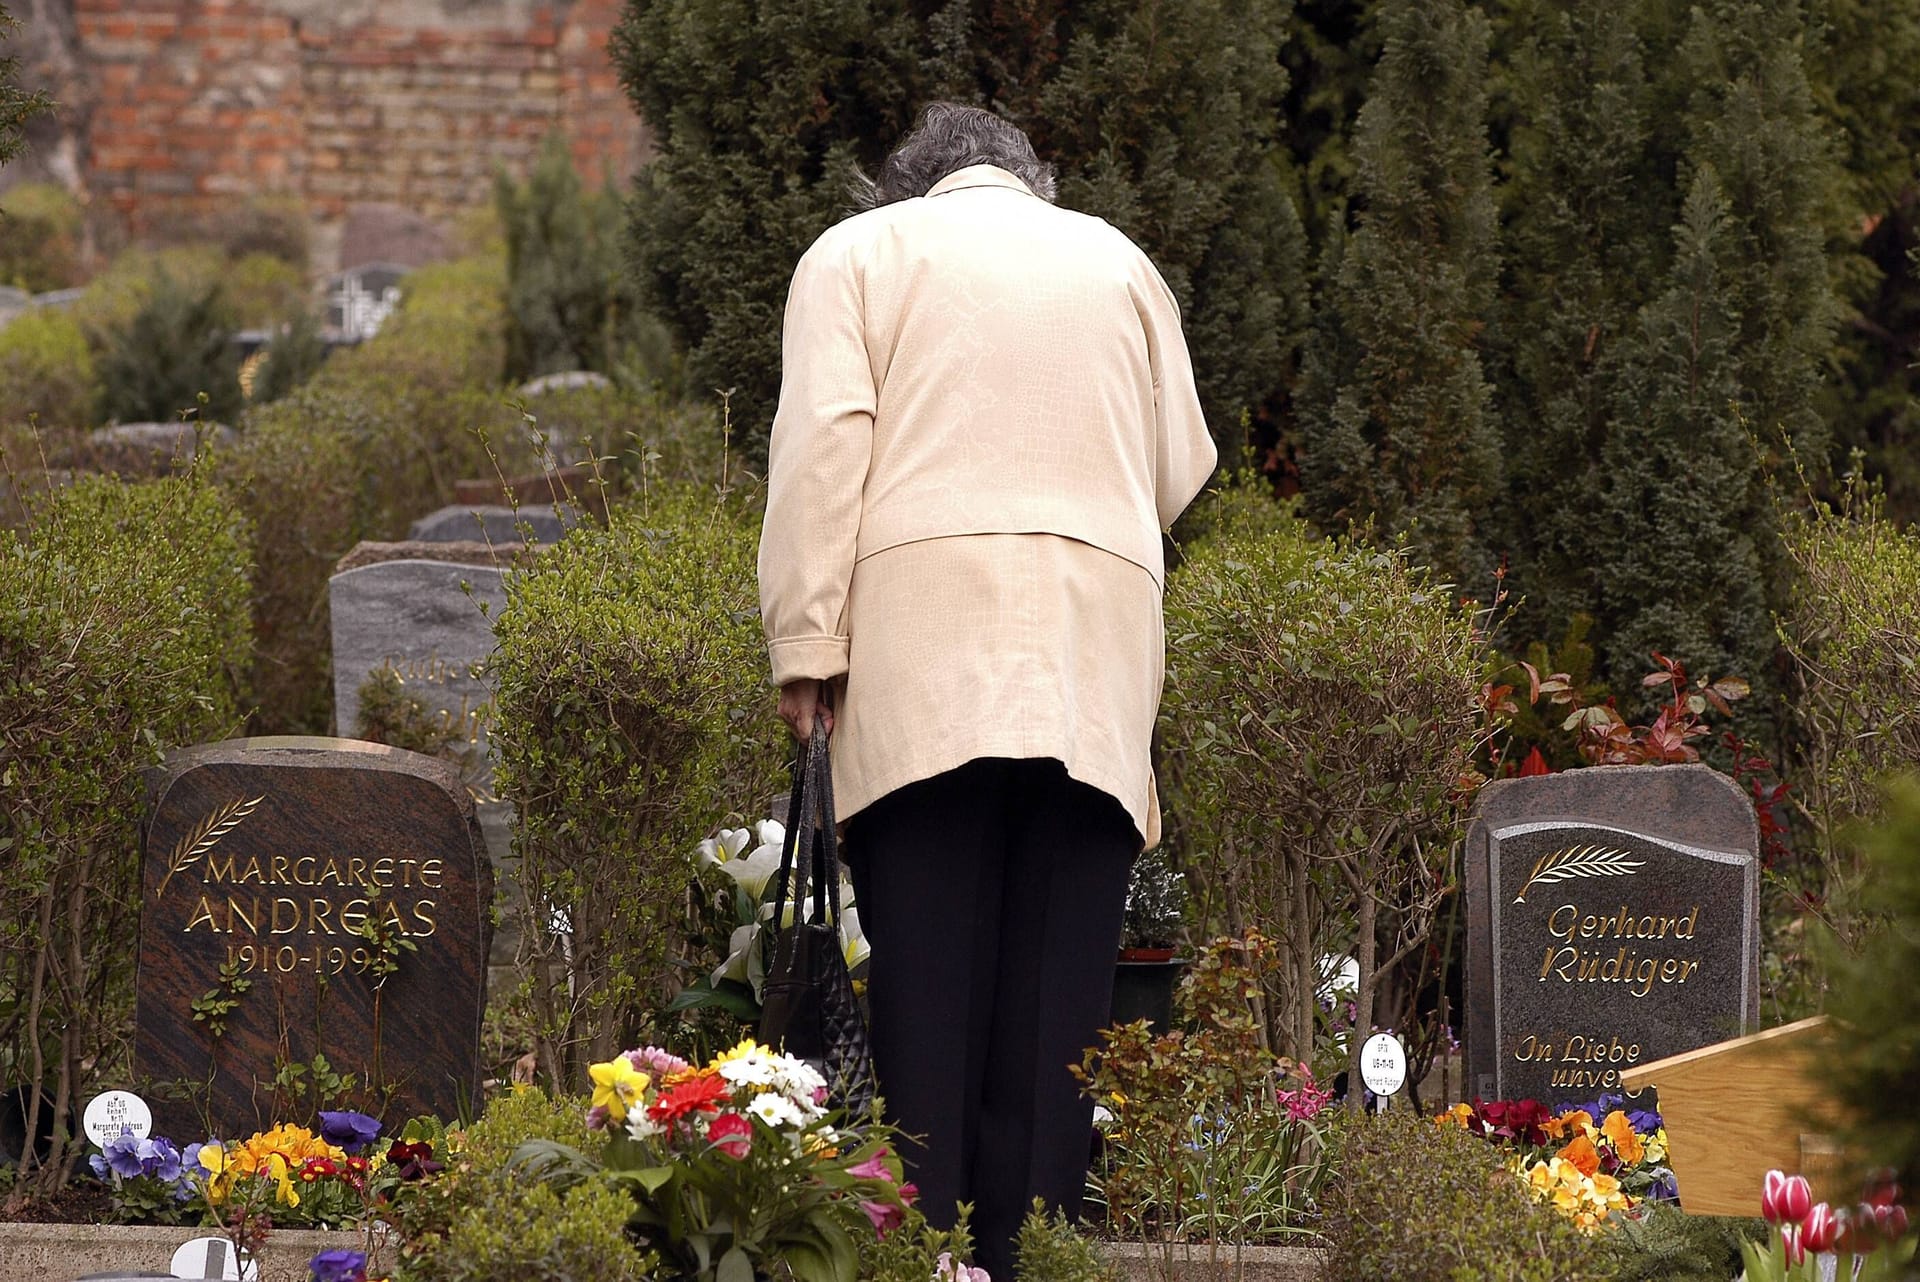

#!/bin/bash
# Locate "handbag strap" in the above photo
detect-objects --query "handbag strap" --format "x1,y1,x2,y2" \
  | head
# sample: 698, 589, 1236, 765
771, 713, 839, 929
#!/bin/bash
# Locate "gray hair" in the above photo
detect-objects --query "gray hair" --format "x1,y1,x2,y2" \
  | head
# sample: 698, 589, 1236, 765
852, 103, 1057, 210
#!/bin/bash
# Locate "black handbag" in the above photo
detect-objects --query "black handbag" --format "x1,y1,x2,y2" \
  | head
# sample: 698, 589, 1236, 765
757, 715, 877, 1117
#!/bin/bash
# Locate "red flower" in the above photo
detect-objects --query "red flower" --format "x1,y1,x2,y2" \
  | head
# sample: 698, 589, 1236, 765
707, 1112, 751, 1160
650, 1071, 733, 1122
386, 1140, 443, 1180
1763, 1171, 1813, 1226
861, 1198, 906, 1238
298, 1156, 339, 1183
1517, 747, 1552, 777
1802, 1202, 1840, 1253
1781, 1223, 1806, 1267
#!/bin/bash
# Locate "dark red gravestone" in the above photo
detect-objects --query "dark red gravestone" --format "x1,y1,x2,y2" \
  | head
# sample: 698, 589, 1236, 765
134, 738, 492, 1139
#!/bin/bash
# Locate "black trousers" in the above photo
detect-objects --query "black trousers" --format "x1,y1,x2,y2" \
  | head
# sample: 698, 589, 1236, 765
844, 757, 1137, 1282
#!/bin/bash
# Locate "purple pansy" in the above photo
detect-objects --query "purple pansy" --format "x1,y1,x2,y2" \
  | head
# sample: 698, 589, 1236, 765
102, 1128, 146, 1180
317, 1110, 382, 1154
143, 1135, 184, 1183
308, 1247, 369, 1282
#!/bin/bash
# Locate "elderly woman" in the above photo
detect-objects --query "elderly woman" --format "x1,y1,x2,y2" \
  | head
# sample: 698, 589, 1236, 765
758, 103, 1216, 1276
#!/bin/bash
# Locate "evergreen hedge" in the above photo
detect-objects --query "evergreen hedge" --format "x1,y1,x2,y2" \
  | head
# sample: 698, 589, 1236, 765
611, 0, 1307, 460
0, 470, 252, 1193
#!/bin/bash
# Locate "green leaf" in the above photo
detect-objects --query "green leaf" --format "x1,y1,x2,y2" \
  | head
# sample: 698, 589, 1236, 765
716, 1245, 754, 1282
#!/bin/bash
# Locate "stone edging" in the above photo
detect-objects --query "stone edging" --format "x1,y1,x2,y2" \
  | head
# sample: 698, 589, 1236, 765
0, 1221, 1328, 1282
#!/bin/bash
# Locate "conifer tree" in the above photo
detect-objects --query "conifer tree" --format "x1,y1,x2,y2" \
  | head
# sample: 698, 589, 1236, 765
612, 0, 1307, 461
1673, 0, 1841, 465
1596, 170, 1773, 692
496, 133, 637, 380
1492, 1, 1665, 642
0, 4, 49, 169
1296, 0, 1502, 592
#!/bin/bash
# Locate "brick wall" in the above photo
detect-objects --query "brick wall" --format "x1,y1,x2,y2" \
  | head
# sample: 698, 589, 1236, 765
69, 0, 647, 232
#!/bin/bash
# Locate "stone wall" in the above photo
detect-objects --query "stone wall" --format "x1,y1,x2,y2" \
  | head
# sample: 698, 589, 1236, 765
8, 0, 646, 240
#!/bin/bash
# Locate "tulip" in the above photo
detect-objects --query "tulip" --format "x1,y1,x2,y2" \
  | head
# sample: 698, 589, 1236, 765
1763, 1170, 1813, 1226
1802, 1202, 1840, 1253
1877, 1202, 1910, 1240
1781, 1222, 1806, 1267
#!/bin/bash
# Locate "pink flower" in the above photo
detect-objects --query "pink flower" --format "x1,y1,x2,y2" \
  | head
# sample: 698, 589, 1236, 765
707, 1112, 751, 1159
935, 1251, 991, 1281
861, 1198, 906, 1238
848, 1149, 895, 1182
1275, 1068, 1333, 1122
629, 1046, 692, 1077
899, 1181, 919, 1206
585, 1104, 611, 1132
1802, 1202, 1840, 1253
1781, 1223, 1806, 1267
1763, 1170, 1813, 1226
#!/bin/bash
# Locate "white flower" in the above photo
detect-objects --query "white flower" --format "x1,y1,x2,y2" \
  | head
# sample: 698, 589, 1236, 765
770, 1056, 827, 1109
720, 842, 785, 900
696, 826, 754, 870
627, 1110, 666, 1143
717, 1046, 779, 1088
753, 818, 785, 849
840, 904, 872, 970
747, 1091, 806, 1129
712, 922, 769, 1000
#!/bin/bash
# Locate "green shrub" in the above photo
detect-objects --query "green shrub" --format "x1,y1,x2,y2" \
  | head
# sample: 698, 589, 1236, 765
224, 251, 309, 329
1780, 486, 1920, 845
497, 132, 649, 382
1826, 779, 1920, 1193
0, 471, 251, 1195
0, 181, 83, 292
94, 268, 243, 425
0, 306, 98, 429
1321, 1109, 1605, 1282
220, 253, 530, 735
71, 246, 227, 346
1015, 1203, 1119, 1282
395, 1086, 646, 1282
246, 309, 328, 406
488, 485, 784, 1083
1160, 494, 1489, 1083
1595, 1202, 1762, 1282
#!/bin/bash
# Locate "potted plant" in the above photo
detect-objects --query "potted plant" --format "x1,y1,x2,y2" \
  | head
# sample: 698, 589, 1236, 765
1110, 849, 1187, 1032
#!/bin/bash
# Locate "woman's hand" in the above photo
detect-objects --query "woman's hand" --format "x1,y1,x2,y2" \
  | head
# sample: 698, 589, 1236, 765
777, 679, 835, 742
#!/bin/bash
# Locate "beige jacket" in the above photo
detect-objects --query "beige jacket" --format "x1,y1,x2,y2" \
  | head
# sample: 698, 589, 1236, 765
758, 165, 1217, 843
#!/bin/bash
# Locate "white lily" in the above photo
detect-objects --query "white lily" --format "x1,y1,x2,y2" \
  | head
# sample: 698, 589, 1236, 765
753, 818, 786, 849
713, 921, 769, 998
840, 904, 872, 970
696, 826, 754, 869
720, 841, 785, 900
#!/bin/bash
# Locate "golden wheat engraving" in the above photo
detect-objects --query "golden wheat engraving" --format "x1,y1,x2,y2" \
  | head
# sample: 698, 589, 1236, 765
1512, 844, 1645, 904
156, 795, 264, 898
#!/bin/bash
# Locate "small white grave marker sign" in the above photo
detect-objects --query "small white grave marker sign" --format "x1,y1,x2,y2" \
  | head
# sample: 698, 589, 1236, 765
81, 1089, 152, 1146
1360, 1032, 1408, 1112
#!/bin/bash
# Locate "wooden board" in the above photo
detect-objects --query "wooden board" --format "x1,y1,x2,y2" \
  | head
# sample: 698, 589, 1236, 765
1619, 1016, 1845, 1216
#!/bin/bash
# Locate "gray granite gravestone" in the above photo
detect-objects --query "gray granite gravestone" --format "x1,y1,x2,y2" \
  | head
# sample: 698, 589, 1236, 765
408, 503, 572, 546
328, 554, 507, 757
1464, 764, 1759, 1106
328, 546, 520, 973
134, 738, 491, 1138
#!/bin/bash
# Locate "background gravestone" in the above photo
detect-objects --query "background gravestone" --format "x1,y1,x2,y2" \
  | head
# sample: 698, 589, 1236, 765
1464, 764, 1759, 1106
329, 543, 521, 976
134, 738, 491, 1138
408, 503, 573, 546
324, 262, 409, 342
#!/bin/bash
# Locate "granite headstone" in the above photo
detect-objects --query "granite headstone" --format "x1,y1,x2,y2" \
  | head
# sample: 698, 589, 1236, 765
328, 553, 508, 763
1464, 764, 1759, 1106
407, 503, 572, 546
133, 738, 492, 1137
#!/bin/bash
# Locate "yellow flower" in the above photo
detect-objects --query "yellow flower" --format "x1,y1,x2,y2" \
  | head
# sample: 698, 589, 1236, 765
1438, 1103, 1475, 1130
198, 1143, 234, 1204
265, 1152, 299, 1208
1644, 1127, 1668, 1164
589, 1057, 651, 1123
712, 1038, 769, 1068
